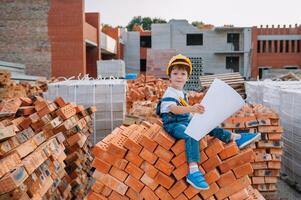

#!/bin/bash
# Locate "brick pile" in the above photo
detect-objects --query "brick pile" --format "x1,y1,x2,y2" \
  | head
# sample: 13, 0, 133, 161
126, 79, 204, 125
126, 75, 169, 112
0, 70, 49, 100
87, 122, 265, 200
221, 104, 283, 197
0, 96, 96, 199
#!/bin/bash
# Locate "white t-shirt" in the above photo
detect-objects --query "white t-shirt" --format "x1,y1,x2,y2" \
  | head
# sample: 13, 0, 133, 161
160, 87, 185, 113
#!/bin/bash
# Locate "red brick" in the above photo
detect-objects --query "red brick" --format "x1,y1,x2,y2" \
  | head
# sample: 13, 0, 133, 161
218, 142, 239, 160
153, 130, 175, 150
229, 188, 249, 200
183, 185, 200, 199
251, 161, 267, 170
91, 180, 104, 193
113, 159, 129, 170
155, 186, 173, 200
86, 191, 107, 200
124, 131, 143, 154
265, 177, 278, 184
154, 145, 174, 162
98, 174, 128, 195
125, 151, 143, 167
199, 182, 219, 199
172, 163, 189, 180
101, 186, 113, 197
268, 161, 281, 169
200, 138, 208, 150
191, 195, 202, 200
216, 171, 236, 188
108, 191, 129, 200
155, 171, 175, 189
215, 176, 251, 200
125, 175, 144, 193
204, 169, 220, 184
126, 188, 143, 200
171, 151, 186, 167
268, 133, 282, 141
233, 163, 254, 179
140, 134, 158, 152
205, 139, 224, 157
139, 148, 158, 164
20, 97, 32, 106
54, 96, 67, 107
171, 139, 185, 155
56, 104, 76, 120
140, 161, 159, 179
252, 177, 265, 184
175, 193, 188, 200
125, 162, 144, 179
168, 179, 187, 198
155, 158, 175, 176
141, 186, 159, 200
140, 173, 159, 190
107, 142, 127, 159
219, 148, 254, 173
109, 166, 128, 182
201, 155, 222, 172
200, 150, 208, 164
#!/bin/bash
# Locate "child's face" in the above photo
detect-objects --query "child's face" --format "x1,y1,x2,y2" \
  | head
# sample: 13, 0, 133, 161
169, 67, 188, 90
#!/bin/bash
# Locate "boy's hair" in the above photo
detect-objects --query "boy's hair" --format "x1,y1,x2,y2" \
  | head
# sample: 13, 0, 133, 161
168, 64, 190, 77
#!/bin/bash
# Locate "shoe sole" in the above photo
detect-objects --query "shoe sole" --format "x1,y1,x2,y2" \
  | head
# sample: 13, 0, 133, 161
186, 178, 209, 190
239, 133, 261, 149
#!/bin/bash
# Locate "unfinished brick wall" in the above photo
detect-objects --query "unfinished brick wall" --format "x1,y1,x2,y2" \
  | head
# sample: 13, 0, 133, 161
0, 0, 51, 77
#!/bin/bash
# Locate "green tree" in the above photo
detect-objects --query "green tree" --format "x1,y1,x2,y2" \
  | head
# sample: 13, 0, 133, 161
126, 16, 167, 31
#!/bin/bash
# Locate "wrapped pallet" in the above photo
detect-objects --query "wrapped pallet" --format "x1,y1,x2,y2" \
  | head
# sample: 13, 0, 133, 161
44, 78, 126, 144
97, 60, 126, 78
279, 89, 301, 191
246, 81, 301, 193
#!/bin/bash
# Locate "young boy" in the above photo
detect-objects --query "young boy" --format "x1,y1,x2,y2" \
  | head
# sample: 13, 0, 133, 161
157, 54, 260, 190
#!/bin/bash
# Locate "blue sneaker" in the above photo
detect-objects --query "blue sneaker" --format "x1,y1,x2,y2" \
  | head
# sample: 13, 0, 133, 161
235, 132, 261, 149
186, 171, 209, 190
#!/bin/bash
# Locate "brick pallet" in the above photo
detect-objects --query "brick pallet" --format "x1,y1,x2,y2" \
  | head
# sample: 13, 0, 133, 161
86, 122, 265, 200
0, 96, 96, 199
221, 104, 283, 198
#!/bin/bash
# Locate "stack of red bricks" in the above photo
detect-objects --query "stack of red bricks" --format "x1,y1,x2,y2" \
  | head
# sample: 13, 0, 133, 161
126, 75, 169, 111
0, 70, 50, 100
221, 104, 283, 197
87, 122, 265, 200
0, 96, 96, 199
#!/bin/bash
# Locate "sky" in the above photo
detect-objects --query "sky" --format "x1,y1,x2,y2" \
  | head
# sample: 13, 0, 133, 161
85, 0, 301, 28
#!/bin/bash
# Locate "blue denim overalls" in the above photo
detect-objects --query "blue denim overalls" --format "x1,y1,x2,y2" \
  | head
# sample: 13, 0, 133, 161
157, 95, 232, 163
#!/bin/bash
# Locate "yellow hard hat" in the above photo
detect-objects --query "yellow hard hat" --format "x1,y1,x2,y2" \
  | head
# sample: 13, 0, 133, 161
166, 54, 192, 76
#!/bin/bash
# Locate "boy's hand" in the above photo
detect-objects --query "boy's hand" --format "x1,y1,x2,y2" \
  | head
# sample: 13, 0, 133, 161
190, 104, 205, 113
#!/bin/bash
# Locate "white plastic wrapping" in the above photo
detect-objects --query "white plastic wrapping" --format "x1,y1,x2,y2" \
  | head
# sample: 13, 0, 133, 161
44, 77, 126, 144
245, 81, 301, 184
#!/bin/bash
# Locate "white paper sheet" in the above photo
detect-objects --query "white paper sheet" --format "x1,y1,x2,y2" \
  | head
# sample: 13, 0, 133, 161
185, 78, 245, 141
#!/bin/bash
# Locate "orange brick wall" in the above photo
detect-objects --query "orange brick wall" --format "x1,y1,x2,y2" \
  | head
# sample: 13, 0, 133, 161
102, 27, 124, 60
251, 25, 301, 78
85, 13, 101, 78
48, 0, 86, 78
